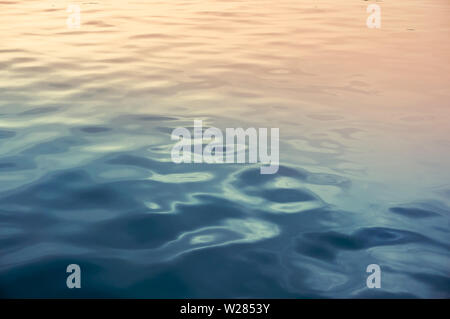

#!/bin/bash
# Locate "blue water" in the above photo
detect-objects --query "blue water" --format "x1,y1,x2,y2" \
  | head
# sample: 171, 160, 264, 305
0, 0, 449, 298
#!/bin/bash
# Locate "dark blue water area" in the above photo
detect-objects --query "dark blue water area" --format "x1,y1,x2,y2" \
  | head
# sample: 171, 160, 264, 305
0, 112, 449, 298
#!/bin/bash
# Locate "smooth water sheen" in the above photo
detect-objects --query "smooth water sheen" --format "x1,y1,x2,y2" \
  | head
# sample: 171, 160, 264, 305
0, 0, 449, 298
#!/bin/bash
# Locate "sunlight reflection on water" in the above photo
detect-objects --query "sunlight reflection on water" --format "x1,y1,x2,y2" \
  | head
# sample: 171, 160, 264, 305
0, 0, 449, 298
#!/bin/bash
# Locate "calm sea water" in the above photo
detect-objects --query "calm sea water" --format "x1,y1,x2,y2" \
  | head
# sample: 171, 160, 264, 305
0, 0, 449, 298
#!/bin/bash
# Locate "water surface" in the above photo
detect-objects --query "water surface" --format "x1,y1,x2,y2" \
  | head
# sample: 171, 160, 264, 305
0, 0, 449, 298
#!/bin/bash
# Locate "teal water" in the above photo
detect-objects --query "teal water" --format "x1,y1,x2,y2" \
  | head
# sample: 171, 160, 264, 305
0, 0, 449, 298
